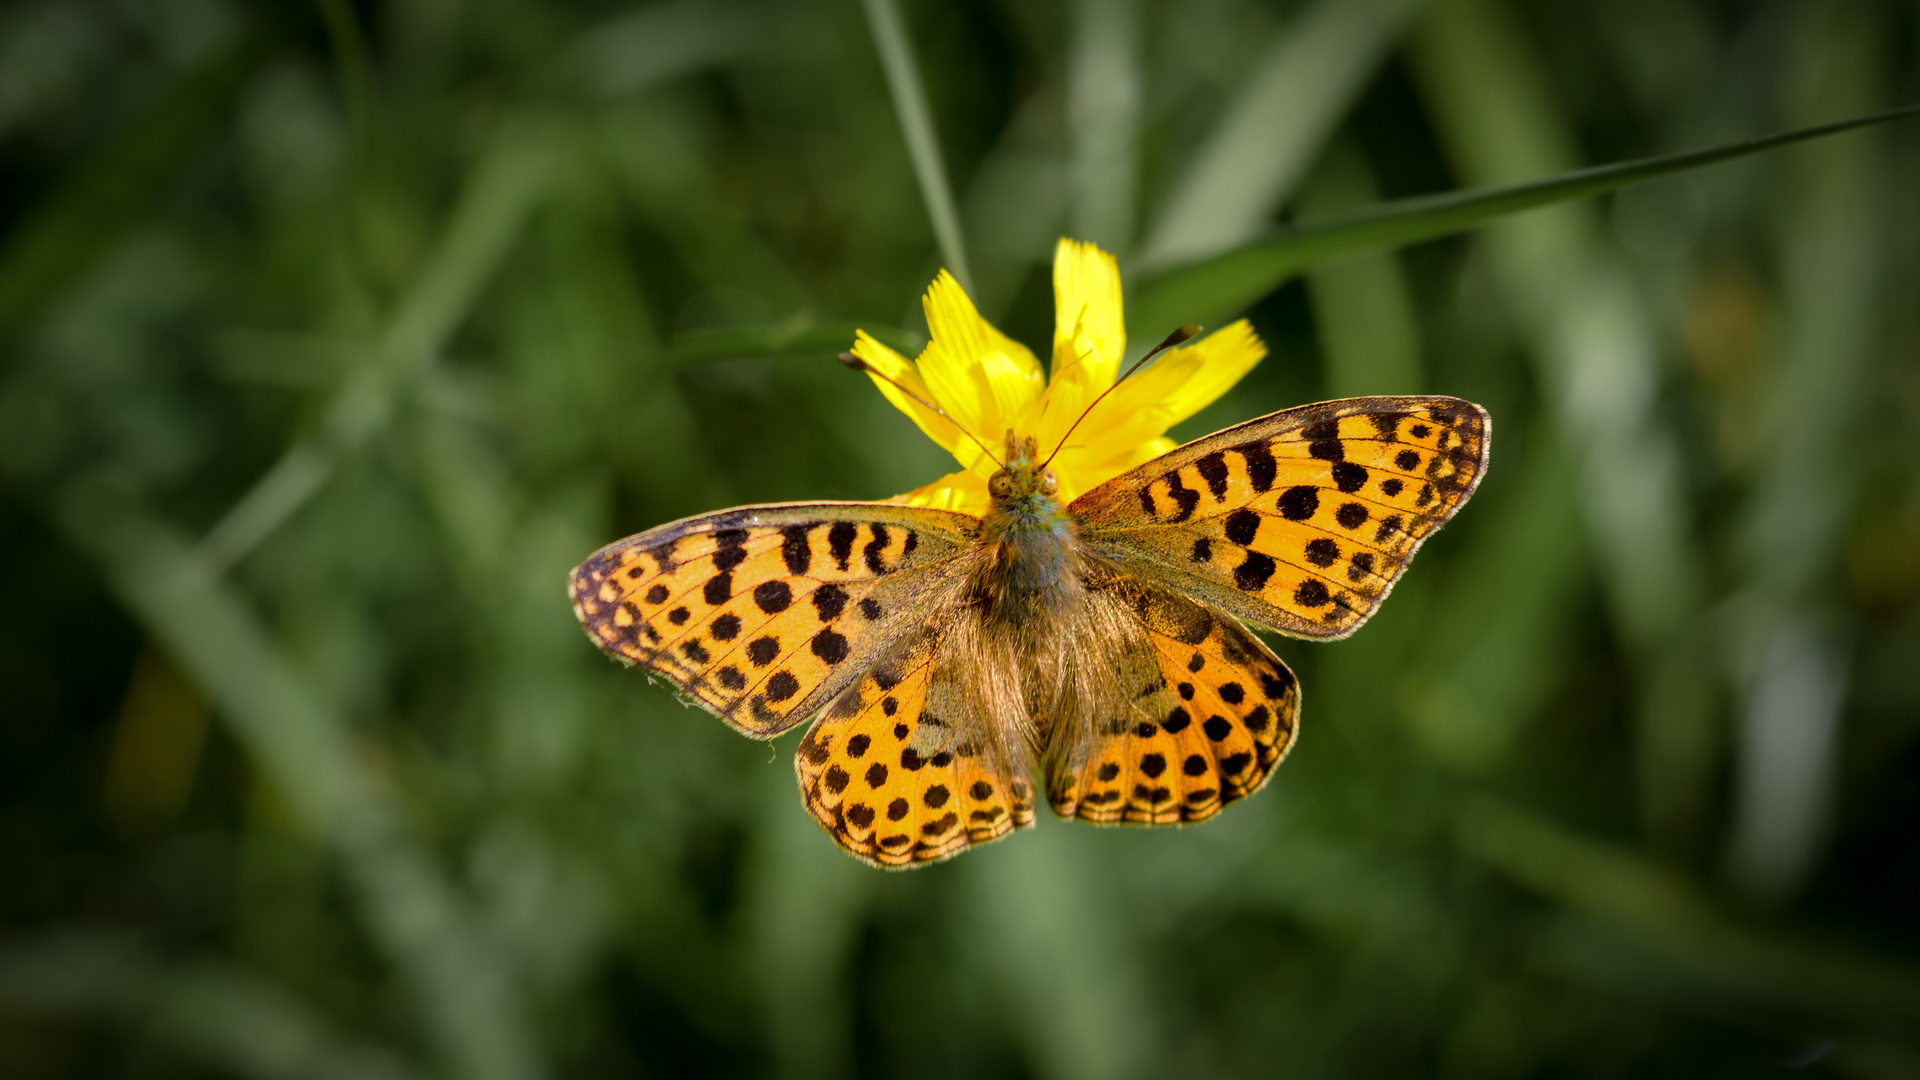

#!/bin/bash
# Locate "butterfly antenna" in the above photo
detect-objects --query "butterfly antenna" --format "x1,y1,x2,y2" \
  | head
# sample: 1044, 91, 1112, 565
1041, 325, 1201, 468
837, 352, 1006, 469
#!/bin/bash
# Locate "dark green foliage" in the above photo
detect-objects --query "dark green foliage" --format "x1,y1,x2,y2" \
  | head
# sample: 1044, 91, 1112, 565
2, 0, 1918, 1076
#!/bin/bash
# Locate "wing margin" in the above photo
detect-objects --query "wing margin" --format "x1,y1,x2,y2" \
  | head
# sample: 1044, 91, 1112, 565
1071, 396, 1490, 640
570, 501, 978, 737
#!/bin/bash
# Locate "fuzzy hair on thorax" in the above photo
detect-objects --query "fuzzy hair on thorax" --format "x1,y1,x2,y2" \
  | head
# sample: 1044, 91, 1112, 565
932, 467, 1155, 795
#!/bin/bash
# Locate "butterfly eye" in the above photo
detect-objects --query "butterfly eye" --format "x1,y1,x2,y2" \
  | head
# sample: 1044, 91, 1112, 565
1039, 468, 1058, 495
989, 471, 1014, 498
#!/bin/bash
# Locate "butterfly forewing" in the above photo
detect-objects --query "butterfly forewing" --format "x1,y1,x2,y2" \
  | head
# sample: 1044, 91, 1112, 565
1071, 396, 1490, 640
796, 628, 1037, 866
570, 503, 976, 737
1050, 585, 1298, 823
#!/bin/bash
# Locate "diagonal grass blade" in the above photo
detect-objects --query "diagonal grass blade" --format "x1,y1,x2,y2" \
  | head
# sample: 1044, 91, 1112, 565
1133, 103, 1920, 333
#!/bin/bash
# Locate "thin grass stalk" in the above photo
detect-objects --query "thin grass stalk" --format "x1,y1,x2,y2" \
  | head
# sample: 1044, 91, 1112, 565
1410, 0, 1712, 846
1068, 0, 1141, 254
1137, 0, 1422, 269
1132, 102, 1920, 335
57, 493, 546, 1080
1725, 5, 1886, 905
860, 0, 974, 294
195, 133, 554, 574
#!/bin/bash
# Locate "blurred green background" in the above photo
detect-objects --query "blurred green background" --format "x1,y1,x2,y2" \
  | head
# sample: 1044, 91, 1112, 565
3, 0, 1918, 1076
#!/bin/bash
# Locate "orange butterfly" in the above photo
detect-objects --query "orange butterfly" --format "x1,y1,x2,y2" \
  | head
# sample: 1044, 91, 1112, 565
571, 240, 1489, 867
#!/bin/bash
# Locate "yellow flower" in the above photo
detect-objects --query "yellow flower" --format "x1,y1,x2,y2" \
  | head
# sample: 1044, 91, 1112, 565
850, 238, 1267, 513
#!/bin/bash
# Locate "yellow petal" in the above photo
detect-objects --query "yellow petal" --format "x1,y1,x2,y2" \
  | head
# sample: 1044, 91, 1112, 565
1049, 437, 1176, 505
1050, 238, 1125, 393
887, 468, 990, 515
852, 331, 975, 464
1084, 319, 1266, 450
917, 271, 1043, 450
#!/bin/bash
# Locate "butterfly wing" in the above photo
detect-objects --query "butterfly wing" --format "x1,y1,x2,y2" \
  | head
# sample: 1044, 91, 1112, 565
795, 625, 1038, 867
1048, 583, 1298, 823
1069, 396, 1490, 640
570, 502, 976, 738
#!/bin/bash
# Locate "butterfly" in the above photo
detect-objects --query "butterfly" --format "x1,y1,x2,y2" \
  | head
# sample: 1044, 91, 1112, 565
570, 240, 1489, 868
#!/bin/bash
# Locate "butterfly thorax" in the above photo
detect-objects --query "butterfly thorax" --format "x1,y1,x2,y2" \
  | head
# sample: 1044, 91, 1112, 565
978, 436, 1083, 614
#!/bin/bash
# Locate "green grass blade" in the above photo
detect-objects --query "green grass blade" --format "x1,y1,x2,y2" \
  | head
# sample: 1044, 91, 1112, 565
574, 0, 752, 96
1067, 0, 1142, 252
861, 0, 974, 293
55, 493, 545, 1080
1298, 140, 1423, 396
1136, 0, 1420, 269
1725, 6, 1887, 906
195, 131, 554, 573
1134, 102, 1920, 332
1457, 798, 1920, 1025
667, 319, 924, 365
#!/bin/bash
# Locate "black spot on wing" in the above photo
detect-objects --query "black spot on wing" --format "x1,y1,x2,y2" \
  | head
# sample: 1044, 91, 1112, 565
1237, 442, 1277, 492
646, 540, 678, 574
812, 583, 848, 620
827, 522, 857, 570
1195, 452, 1230, 499
811, 628, 849, 664
781, 524, 814, 574
1278, 486, 1319, 521
1223, 509, 1260, 546
747, 636, 780, 666
754, 580, 792, 613
1234, 551, 1276, 592
863, 524, 891, 574
765, 670, 801, 701
1304, 538, 1339, 567
1304, 420, 1342, 462
1162, 472, 1200, 522
711, 528, 749, 571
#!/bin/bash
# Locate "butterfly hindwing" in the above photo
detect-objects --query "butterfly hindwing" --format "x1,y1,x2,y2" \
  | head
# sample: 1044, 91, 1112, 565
796, 628, 1037, 867
1049, 584, 1299, 824
1071, 396, 1490, 640
570, 502, 976, 737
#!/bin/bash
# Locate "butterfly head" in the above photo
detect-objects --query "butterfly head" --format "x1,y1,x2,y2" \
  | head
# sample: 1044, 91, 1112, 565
987, 433, 1059, 506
